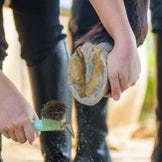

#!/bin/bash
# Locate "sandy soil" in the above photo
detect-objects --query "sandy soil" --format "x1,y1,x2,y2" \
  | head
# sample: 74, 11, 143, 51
1, 127, 154, 162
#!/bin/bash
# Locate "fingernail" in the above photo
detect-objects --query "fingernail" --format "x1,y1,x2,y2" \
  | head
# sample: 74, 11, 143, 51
113, 95, 120, 101
29, 141, 33, 145
29, 140, 34, 145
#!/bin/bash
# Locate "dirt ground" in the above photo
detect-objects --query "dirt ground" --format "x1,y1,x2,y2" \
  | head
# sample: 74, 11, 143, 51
1, 126, 155, 162
1, 7, 156, 162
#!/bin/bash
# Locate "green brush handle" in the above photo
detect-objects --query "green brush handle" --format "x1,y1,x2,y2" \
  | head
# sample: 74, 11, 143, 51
33, 119, 65, 131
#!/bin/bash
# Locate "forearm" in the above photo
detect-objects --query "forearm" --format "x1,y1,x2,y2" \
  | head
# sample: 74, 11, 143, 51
0, 70, 21, 100
89, 0, 141, 100
89, 0, 136, 45
0, 70, 39, 144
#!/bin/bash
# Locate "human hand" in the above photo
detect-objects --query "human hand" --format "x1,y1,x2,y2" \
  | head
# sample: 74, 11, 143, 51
0, 95, 40, 144
0, 71, 40, 144
105, 38, 141, 100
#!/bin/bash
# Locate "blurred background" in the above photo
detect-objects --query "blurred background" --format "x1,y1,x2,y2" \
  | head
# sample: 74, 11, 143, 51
1, 0, 157, 162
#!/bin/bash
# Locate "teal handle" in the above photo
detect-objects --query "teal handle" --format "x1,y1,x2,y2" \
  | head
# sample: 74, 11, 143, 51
32, 119, 65, 131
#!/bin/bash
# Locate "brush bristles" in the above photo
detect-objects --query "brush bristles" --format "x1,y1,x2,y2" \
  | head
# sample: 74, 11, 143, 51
41, 100, 66, 121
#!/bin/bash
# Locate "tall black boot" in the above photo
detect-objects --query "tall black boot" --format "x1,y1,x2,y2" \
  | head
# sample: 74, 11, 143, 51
74, 98, 112, 162
28, 40, 72, 162
151, 32, 162, 162
69, 1, 111, 161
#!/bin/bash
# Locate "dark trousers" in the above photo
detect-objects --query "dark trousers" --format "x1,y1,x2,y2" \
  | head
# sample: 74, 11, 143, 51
0, 1, 69, 161
1, 0, 66, 66
69, 1, 112, 162
69, 0, 100, 42
150, 0, 162, 161
150, 0, 162, 33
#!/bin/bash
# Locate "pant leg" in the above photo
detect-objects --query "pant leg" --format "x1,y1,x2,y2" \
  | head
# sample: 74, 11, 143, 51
150, 0, 162, 33
10, 0, 65, 66
150, 1, 162, 161
69, 0, 100, 42
70, 1, 112, 162
10, 1, 72, 161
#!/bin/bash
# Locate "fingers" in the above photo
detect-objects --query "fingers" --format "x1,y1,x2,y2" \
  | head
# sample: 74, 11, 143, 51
23, 124, 36, 144
24, 113, 40, 144
1, 125, 25, 143
118, 75, 130, 92
32, 112, 41, 137
0, 118, 39, 144
105, 74, 138, 100
8, 131, 18, 142
108, 75, 121, 100
2, 131, 10, 139
1, 123, 27, 143
15, 127, 26, 143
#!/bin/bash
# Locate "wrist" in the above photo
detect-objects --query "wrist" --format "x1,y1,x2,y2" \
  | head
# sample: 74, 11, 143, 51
0, 71, 19, 101
114, 31, 137, 47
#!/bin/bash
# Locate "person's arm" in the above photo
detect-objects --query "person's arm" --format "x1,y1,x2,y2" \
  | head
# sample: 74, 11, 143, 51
0, 70, 39, 144
90, 0, 141, 100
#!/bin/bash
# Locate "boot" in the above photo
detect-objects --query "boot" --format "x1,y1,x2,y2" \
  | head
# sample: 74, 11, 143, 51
28, 39, 72, 162
74, 98, 112, 162
151, 32, 162, 162
69, 1, 111, 161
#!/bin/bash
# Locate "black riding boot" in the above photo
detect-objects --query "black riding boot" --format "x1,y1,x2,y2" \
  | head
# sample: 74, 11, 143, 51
74, 98, 112, 162
69, 1, 111, 161
151, 32, 162, 162
28, 40, 72, 162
